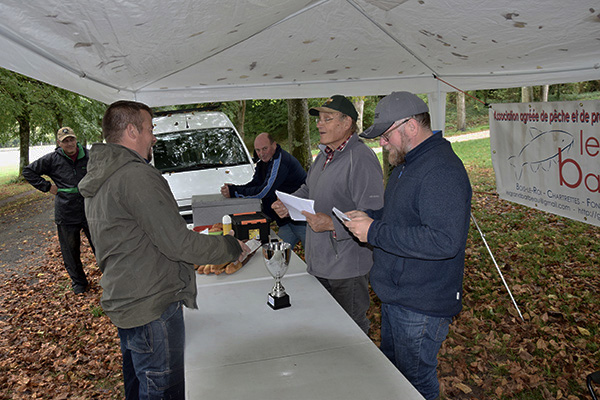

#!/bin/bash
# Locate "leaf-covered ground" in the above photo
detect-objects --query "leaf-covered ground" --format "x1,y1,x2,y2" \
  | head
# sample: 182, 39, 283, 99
0, 230, 122, 399
435, 161, 600, 399
1, 184, 599, 399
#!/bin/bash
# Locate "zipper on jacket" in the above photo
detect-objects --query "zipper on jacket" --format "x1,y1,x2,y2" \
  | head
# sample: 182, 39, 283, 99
398, 164, 406, 179
329, 232, 339, 258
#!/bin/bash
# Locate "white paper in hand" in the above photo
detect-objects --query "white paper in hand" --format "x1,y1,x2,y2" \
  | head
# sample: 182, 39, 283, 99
275, 190, 315, 221
239, 238, 262, 263
245, 238, 262, 254
332, 207, 351, 222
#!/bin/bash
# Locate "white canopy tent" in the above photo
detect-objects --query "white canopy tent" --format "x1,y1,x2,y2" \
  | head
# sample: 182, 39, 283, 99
1, 0, 599, 129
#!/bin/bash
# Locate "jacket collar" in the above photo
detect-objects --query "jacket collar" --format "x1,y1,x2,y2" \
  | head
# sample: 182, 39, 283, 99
317, 132, 359, 154
57, 142, 85, 160
404, 130, 444, 165
258, 143, 282, 165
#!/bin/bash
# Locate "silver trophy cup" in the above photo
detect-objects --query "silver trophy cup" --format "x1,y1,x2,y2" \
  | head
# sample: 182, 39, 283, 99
262, 241, 292, 309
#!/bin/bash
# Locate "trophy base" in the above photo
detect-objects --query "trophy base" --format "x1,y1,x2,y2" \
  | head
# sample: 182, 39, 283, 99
267, 293, 291, 310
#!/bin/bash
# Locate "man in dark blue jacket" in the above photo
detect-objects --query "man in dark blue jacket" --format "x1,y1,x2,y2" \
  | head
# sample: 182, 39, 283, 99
344, 92, 472, 400
221, 132, 307, 248
23, 127, 95, 294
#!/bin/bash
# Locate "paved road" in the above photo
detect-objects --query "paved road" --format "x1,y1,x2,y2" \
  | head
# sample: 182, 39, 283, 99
0, 193, 55, 280
0, 144, 55, 170
446, 130, 490, 142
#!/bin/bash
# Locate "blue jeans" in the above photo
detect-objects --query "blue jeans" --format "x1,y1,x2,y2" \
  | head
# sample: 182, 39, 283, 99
380, 303, 451, 400
118, 302, 185, 400
277, 220, 307, 249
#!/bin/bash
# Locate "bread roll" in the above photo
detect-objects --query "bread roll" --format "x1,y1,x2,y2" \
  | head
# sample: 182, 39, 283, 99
225, 261, 243, 274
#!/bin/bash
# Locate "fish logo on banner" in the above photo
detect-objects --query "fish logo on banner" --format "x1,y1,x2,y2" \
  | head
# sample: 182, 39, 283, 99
507, 127, 574, 180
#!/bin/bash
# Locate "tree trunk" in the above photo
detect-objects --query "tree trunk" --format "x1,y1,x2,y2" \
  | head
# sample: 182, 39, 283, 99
457, 91, 466, 131
542, 85, 550, 102
382, 147, 390, 186
236, 100, 246, 140
18, 114, 31, 176
353, 97, 364, 134
287, 98, 312, 171
521, 86, 534, 102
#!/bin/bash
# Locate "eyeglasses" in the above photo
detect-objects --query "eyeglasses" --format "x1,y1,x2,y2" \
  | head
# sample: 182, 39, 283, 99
381, 118, 411, 142
315, 115, 341, 125
315, 117, 333, 124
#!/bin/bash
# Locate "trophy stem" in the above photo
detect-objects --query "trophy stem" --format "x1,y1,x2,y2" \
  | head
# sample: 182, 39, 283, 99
263, 242, 292, 310
271, 278, 286, 298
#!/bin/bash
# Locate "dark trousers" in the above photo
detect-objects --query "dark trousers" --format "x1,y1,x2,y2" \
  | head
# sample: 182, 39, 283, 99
316, 273, 371, 334
56, 222, 95, 291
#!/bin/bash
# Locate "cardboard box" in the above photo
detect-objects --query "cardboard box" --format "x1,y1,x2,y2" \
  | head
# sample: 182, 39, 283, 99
231, 211, 271, 243
192, 194, 261, 227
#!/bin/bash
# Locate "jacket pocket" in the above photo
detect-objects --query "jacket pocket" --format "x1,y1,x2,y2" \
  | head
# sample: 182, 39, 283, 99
391, 257, 405, 286
126, 325, 153, 354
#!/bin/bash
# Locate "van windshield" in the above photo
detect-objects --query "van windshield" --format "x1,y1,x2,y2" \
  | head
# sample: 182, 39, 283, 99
153, 128, 250, 173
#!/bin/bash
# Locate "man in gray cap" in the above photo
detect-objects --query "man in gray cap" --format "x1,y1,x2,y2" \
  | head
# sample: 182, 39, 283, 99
23, 127, 95, 294
272, 95, 383, 334
344, 91, 472, 400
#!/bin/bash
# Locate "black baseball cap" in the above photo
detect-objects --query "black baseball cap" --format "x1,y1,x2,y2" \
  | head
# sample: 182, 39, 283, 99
360, 91, 429, 139
309, 95, 358, 122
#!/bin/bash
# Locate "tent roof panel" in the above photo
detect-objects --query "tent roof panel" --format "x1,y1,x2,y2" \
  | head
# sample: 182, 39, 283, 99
0, 0, 598, 106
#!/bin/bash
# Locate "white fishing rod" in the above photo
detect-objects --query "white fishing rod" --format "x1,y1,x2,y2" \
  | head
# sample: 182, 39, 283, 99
470, 212, 524, 321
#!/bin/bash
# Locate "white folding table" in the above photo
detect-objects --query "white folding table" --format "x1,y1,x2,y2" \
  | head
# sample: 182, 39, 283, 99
184, 250, 424, 400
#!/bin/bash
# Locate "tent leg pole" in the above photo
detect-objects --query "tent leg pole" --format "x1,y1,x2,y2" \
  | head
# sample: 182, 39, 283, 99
470, 212, 525, 321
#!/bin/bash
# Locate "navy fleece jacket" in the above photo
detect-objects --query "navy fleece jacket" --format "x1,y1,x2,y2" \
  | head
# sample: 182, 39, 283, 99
228, 144, 306, 225
367, 132, 472, 317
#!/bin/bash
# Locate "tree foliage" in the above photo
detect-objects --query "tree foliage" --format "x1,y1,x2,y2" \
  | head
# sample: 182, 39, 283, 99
0, 68, 105, 175
0, 68, 104, 147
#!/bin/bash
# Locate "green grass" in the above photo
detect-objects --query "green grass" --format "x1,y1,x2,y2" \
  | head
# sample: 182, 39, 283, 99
90, 305, 105, 318
452, 138, 492, 169
0, 167, 35, 203
0, 166, 19, 184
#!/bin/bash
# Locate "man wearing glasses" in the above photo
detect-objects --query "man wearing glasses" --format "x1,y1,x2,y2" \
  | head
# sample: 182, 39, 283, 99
344, 91, 472, 400
272, 95, 383, 335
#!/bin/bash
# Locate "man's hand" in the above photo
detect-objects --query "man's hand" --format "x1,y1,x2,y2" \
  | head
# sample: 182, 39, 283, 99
344, 210, 373, 243
49, 184, 58, 195
220, 184, 231, 198
236, 238, 251, 263
345, 210, 368, 220
271, 199, 289, 218
302, 211, 334, 232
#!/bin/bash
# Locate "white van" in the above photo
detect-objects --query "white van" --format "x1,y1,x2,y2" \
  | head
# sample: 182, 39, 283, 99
152, 109, 255, 223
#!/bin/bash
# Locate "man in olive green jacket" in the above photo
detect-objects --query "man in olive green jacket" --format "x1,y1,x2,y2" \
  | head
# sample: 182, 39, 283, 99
79, 100, 248, 399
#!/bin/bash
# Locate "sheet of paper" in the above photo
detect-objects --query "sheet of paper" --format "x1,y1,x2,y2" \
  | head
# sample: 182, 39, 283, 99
239, 238, 262, 263
332, 207, 351, 222
244, 238, 262, 254
275, 190, 315, 221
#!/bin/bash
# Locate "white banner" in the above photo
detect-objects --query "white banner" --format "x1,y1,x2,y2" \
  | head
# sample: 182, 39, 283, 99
490, 100, 600, 227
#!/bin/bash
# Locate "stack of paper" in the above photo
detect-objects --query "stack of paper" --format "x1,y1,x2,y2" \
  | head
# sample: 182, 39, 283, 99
275, 191, 315, 221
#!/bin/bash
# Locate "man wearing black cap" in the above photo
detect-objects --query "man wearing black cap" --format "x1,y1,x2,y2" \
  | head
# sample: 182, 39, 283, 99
272, 95, 384, 334
23, 127, 95, 294
344, 91, 472, 400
